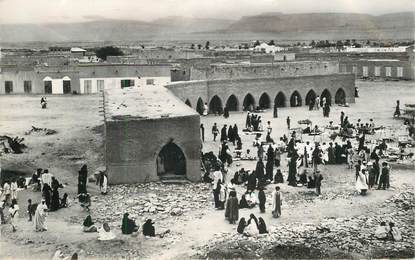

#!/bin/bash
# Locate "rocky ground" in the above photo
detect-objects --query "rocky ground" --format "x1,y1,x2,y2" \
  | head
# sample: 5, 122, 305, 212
0, 81, 414, 259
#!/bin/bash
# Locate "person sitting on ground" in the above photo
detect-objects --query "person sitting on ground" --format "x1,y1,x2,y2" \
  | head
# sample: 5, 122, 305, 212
142, 219, 156, 237
98, 223, 116, 241
121, 213, 139, 235
60, 193, 68, 208
389, 222, 402, 241
245, 190, 257, 208
375, 221, 389, 240
78, 193, 91, 211
51, 177, 63, 190
245, 214, 259, 236
266, 133, 274, 143
82, 215, 97, 232
258, 217, 268, 234
274, 169, 284, 184
239, 194, 249, 209
237, 217, 247, 234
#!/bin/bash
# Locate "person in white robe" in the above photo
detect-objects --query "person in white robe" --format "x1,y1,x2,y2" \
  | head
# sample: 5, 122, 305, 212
98, 223, 116, 241
203, 103, 208, 116
34, 200, 48, 231
355, 170, 369, 195
99, 173, 108, 195
9, 199, 19, 232
10, 180, 18, 200
272, 186, 282, 218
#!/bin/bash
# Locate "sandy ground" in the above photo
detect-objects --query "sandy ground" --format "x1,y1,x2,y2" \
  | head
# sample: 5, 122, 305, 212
0, 80, 414, 259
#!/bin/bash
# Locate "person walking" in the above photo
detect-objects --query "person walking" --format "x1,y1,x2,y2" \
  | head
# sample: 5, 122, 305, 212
258, 187, 266, 213
9, 199, 19, 232
286, 116, 291, 130
212, 123, 219, 141
225, 190, 239, 224
272, 186, 282, 218
200, 124, 205, 142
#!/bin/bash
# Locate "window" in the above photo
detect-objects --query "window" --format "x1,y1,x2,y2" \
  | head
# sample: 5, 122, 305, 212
84, 80, 92, 94
97, 80, 105, 92
352, 66, 357, 74
121, 79, 134, 88
397, 67, 403, 78
146, 79, 154, 85
362, 66, 369, 77
24, 81, 32, 93
374, 66, 381, 77
385, 67, 391, 77
5, 81, 13, 94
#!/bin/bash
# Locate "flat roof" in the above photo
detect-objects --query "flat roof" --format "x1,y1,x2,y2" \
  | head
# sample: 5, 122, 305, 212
104, 86, 198, 122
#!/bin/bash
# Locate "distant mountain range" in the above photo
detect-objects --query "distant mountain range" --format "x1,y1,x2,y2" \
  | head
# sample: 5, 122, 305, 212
0, 12, 413, 42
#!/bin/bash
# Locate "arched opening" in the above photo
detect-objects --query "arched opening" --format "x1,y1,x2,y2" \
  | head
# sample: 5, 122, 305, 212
196, 98, 204, 115
226, 95, 239, 111
335, 88, 346, 104
243, 93, 255, 111
290, 91, 302, 107
62, 76, 71, 94
185, 99, 192, 107
320, 89, 332, 106
157, 142, 186, 177
258, 93, 271, 109
274, 92, 286, 107
209, 95, 223, 114
43, 77, 52, 94
305, 90, 317, 105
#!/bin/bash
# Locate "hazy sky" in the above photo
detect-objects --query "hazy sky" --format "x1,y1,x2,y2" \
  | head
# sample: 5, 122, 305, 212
0, 0, 413, 24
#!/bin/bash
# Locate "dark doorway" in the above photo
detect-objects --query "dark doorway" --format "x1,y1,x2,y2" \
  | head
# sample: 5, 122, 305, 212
157, 142, 186, 176
321, 89, 332, 106
196, 98, 204, 115
226, 95, 239, 111
258, 93, 271, 109
185, 99, 192, 107
243, 93, 255, 111
305, 90, 317, 105
274, 92, 286, 107
44, 81, 52, 94
63, 80, 71, 94
335, 88, 346, 104
209, 95, 223, 114
290, 91, 302, 107
4, 81, 13, 94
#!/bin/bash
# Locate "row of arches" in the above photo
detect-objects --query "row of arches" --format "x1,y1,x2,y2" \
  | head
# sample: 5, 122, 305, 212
184, 88, 347, 115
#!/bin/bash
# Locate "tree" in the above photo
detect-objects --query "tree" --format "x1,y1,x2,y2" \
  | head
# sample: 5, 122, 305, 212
190, 43, 195, 49
197, 44, 202, 50
253, 40, 261, 47
205, 41, 210, 50
95, 46, 123, 61
268, 40, 275, 46
310, 40, 316, 47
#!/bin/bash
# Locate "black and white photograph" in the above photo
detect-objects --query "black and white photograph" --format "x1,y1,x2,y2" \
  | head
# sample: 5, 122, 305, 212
0, 0, 414, 259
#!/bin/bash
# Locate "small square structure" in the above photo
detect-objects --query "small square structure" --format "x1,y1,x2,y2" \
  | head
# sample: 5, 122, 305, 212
104, 86, 201, 184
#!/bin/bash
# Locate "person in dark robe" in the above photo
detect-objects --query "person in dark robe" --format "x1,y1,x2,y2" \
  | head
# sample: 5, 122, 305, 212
142, 219, 155, 237
378, 162, 390, 190
312, 144, 321, 172
394, 100, 400, 117
287, 151, 299, 186
274, 169, 284, 184
325, 103, 331, 117
246, 113, 252, 129
315, 172, 324, 195
228, 125, 234, 144
247, 171, 257, 191
237, 218, 247, 234
373, 160, 380, 184
299, 169, 308, 185
236, 137, 242, 150
255, 159, 265, 181
273, 105, 278, 118
258, 217, 268, 234
212, 123, 219, 141
122, 213, 138, 234
334, 143, 342, 164
340, 111, 345, 126
239, 194, 249, 209
200, 124, 205, 142
266, 145, 274, 180
78, 164, 88, 195
50, 187, 60, 211
60, 193, 68, 208
233, 124, 239, 140
358, 134, 365, 152
307, 175, 316, 188
225, 190, 239, 224
82, 215, 97, 233
42, 183, 52, 209
303, 146, 309, 168
272, 186, 282, 218
327, 143, 335, 164
223, 106, 229, 118
258, 187, 266, 213
274, 148, 281, 167
220, 125, 228, 142
286, 116, 291, 129
266, 133, 274, 143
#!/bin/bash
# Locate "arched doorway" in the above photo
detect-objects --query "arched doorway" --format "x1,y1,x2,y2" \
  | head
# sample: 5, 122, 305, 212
290, 91, 302, 107
209, 95, 223, 114
258, 93, 271, 109
62, 76, 71, 94
335, 88, 346, 104
185, 99, 192, 107
157, 142, 186, 176
43, 77, 52, 94
274, 92, 286, 107
243, 93, 255, 111
196, 98, 204, 115
321, 89, 332, 106
305, 90, 317, 105
226, 95, 239, 111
